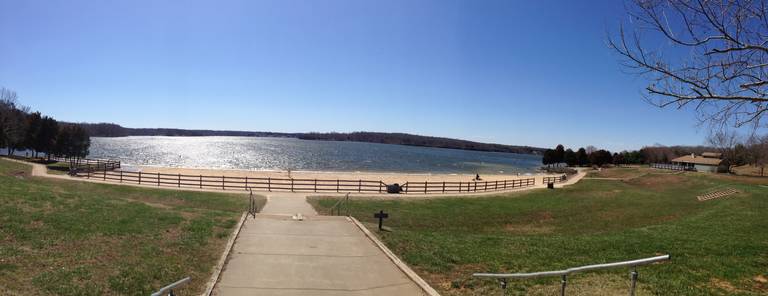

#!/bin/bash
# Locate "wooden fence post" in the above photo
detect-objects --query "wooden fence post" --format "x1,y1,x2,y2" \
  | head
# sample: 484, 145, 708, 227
103, 169, 106, 181
199, 175, 202, 189
314, 179, 317, 192
178, 174, 181, 188
291, 178, 294, 192
120, 171, 123, 183
336, 179, 339, 193
138, 171, 142, 184
222, 176, 225, 190
442, 181, 445, 193
268, 177, 271, 192
358, 180, 362, 193
157, 173, 160, 186
245, 176, 249, 190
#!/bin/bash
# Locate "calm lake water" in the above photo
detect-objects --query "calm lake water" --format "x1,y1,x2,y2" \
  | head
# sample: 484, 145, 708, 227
88, 136, 543, 174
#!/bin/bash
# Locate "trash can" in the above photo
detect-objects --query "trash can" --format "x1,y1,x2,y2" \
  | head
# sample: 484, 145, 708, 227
386, 183, 402, 194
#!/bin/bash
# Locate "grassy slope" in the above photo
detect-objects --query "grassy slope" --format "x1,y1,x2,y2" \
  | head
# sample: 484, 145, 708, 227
587, 167, 648, 179
0, 159, 259, 296
312, 169, 768, 295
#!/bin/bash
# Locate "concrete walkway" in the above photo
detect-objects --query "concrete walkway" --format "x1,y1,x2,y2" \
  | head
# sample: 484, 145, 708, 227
212, 193, 429, 296
260, 193, 319, 215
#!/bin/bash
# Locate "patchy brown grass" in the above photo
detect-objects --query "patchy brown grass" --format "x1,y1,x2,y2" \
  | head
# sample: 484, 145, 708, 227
709, 278, 741, 294
588, 168, 647, 179
0, 158, 253, 295
526, 273, 653, 296
416, 264, 493, 296
625, 174, 688, 191
705, 172, 768, 185
313, 167, 768, 295
504, 223, 554, 234
732, 164, 767, 177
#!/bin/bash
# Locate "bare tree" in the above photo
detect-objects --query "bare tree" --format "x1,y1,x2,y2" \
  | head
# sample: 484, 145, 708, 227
610, 0, 768, 129
0, 87, 29, 155
706, 128, 741, 165
746, 133, 768, 175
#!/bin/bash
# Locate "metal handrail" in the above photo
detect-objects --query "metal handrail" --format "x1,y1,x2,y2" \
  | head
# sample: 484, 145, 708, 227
328, 193, 351, 216
150, 276, 190, 296
474, 254, 670, 296
248, 189, 259, 218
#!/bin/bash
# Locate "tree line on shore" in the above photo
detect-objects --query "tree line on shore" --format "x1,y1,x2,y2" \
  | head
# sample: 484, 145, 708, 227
0, 88, 90, 160
542, 137, 768, 173
541, 145, 615, 167
298, 132, 545, 154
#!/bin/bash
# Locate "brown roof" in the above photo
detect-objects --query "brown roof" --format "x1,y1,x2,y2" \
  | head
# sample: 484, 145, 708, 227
671, 155, 722, 165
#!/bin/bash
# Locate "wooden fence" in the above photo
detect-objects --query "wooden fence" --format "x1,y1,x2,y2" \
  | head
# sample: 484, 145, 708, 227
76, 169, 547, 194
50, 156, 121, 172
67, 157, 563, 194
78, 169, 387, 193
400, 177, 536, 194
542, 175, 567, 184
650, 163, 692, 171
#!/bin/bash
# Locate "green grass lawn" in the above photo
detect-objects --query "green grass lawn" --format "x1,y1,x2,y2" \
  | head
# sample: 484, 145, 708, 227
586, 167, 648, 179
0, 159, 262, 296
311, 169, 768, 295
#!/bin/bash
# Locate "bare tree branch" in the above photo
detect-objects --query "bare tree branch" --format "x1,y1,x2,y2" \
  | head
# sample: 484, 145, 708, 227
610, 0, 768, 129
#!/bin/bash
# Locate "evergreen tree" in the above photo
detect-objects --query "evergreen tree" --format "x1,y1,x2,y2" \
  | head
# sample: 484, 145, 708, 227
54, 126, 72, 157
37, 116, 58, 159
542, 149, 554, 167
589, 149, 614, 166
576, 148, 588, 166
554, 144, 565, 166
69, 125, 91, 158
24, 112, 42, 157
564, 148, 577, 166
4, 107, 28, 155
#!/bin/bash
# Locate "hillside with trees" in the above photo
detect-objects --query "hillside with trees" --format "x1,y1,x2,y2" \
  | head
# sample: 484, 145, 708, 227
78, 123, 294, 138
297, 132, 545, 154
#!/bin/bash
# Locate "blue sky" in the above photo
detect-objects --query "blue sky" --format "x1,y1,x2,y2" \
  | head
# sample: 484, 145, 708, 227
0, 0, 711, 151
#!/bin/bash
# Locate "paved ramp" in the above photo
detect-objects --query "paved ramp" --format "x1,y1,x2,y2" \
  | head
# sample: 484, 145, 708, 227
213, 194, 426, 296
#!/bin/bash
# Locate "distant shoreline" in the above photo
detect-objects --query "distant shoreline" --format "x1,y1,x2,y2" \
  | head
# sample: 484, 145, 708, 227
79, 123, 546, 155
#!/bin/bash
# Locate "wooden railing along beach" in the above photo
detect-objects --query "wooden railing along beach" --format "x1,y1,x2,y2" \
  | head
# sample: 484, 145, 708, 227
78, 169, 389, 193
400, 178, 536, 194
50, 156, 121, 172
69, 157, 567, 194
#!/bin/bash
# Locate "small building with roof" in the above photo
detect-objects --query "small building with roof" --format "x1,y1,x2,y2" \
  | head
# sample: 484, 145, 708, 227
671, 153, 723, 173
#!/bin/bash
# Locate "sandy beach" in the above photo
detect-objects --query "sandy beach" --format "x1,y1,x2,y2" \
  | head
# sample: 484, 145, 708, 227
134, 165, 557, 184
